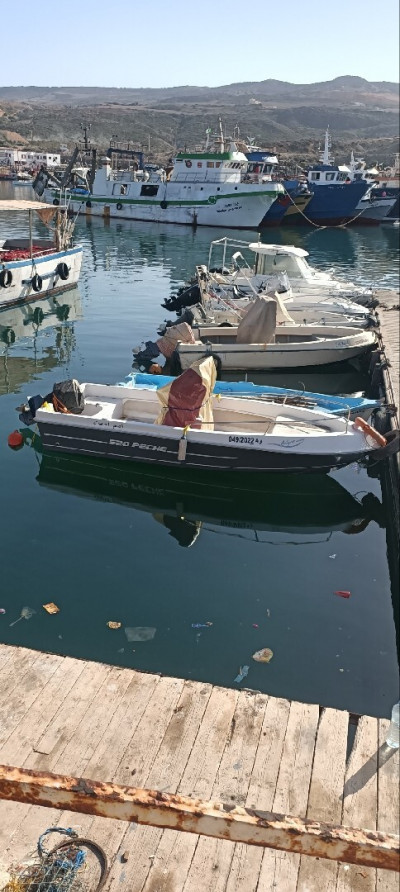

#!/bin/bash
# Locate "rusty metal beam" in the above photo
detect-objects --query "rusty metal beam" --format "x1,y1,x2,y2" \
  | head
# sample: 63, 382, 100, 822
0, 765, 398, 871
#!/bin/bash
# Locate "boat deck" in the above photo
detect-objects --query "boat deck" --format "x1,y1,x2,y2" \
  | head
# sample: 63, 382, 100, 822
0, 644, 398, 891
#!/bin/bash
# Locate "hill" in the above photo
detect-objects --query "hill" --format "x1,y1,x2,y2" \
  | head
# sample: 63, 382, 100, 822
0, 76, 398, 166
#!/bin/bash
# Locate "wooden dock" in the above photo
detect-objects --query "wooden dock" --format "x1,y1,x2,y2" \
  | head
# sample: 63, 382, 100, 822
0, 644, 398, 890
376, 289, 400, 427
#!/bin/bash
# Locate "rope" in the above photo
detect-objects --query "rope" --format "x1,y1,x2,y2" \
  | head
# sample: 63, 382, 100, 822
280, 185, 367, 229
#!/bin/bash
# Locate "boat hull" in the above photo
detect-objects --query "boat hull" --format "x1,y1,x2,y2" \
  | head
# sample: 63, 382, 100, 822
46, 187, 282, 230
0, 246, 83, 309
177, 328, 375, 371
35, 416, 369, 474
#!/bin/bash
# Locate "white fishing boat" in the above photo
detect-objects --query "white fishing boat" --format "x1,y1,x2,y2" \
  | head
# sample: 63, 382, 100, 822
171, 295, 376, 372
0, 200, 83, 309
199, 238, 375, 305
23, 358, 396, 474
40, 124, 284, 229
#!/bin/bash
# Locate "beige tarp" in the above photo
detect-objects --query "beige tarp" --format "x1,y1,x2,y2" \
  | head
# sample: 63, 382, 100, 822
156, 322, 196, 359
236, 294, 277, 344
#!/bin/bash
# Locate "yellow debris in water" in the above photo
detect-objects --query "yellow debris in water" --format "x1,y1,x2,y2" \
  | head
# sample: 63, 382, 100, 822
252, 647, 274, 663
42, 602, 60, 614
107, 621, 122, 629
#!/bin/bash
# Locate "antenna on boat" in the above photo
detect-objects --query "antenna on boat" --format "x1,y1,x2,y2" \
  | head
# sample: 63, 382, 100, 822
218, 118, 225, 154
320, 127, 334, 166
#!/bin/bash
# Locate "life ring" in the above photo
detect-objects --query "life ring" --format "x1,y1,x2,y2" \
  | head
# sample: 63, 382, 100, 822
185, 160, 192, 168
56, 262, 69, 281
116, 203, 123, 210
0, 269, 12, 288
354, 416, 387, 448
31, 273, 43, 293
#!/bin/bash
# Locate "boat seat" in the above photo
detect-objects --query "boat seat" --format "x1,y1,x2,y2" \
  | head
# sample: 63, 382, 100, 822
121, 398, 157, 424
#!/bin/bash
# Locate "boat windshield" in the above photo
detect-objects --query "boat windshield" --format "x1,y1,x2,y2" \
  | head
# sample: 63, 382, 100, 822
254, 252, 311, 279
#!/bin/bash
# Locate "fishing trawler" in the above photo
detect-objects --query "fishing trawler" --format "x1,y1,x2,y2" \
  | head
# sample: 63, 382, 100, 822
39, 123, 284, 229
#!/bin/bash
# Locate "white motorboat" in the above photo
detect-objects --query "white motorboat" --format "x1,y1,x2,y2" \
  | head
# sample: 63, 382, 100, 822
200, 237, 375, 305
0, 200, 83, 309
173, 295, 376, 372
178, 272, 377, 329
24, 358, 395, 474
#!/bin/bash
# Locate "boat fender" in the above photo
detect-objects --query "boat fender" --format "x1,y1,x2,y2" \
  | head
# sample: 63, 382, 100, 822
52, 198, 60, 206
56, 262, 69, 281
178, 426, 190, 461
116, 203, 123, 210
160, 201, 168, 210
86, 200, 92, 208
185, 160, 192, 168
0, 269, 12, 288
31, 274, 43, 293
8, 430, 24, 449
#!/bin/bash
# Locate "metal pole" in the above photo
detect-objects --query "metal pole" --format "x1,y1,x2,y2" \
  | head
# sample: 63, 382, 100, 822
0, 765, 398, 872
29, 209, 33, 260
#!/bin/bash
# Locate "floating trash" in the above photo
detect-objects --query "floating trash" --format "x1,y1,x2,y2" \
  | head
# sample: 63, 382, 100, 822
191, 622, 213, 629
9, 606, 36, 627
252, 624, 259, 629
0, 608, 5, 615
253, 648, 274, 663
125, 626, 156, 642
329, 554, 337, 559
334, 590, 351, 599
43, 602, 60, 615
107, 621, 122, 629
234, 665, 249, 684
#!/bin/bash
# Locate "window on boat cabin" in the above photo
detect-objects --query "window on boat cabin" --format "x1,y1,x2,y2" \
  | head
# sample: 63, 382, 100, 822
216, 162, 221, 168
337, 172, 347, 181
325, 172, 335, 181
310, 172, 320, 181
207, 162, 214, 168
140, 184, 159, 196
120, 184, 127, 195
197, 162, 203, 168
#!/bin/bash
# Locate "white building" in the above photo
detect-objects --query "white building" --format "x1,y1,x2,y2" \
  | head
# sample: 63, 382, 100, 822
0, 148, 61, 168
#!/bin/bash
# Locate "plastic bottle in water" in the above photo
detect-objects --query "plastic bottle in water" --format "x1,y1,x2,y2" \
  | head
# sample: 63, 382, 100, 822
386, 701, 400, 749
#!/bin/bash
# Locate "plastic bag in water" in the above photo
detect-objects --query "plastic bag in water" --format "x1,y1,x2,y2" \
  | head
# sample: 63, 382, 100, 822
125, 626, 156, 642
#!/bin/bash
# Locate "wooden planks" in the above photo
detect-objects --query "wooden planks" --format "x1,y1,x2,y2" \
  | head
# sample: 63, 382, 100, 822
0, 644, 398, 891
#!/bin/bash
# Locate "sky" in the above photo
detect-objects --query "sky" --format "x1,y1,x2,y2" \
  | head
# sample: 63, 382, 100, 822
0, 0, 399, 88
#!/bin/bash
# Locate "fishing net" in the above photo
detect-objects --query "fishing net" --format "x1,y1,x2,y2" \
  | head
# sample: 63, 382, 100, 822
3, 828, 108, 892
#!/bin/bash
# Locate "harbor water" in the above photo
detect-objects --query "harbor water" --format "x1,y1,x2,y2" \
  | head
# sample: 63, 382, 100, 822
1, 185, 399, 718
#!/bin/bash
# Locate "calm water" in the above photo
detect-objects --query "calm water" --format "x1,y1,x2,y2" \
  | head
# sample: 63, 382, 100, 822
1, 184, 399, 717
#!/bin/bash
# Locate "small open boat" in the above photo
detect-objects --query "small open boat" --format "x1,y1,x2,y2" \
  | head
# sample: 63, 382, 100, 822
0, 199, 82, 308
120, 371, 381, 421
24, 358, 396, 473
173, 296, 376, 372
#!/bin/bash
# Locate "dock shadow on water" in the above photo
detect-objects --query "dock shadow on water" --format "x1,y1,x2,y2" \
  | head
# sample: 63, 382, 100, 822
0, 200, 399, 719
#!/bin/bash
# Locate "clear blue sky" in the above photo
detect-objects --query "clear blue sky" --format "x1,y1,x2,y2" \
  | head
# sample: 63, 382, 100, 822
0, 0, 398, 87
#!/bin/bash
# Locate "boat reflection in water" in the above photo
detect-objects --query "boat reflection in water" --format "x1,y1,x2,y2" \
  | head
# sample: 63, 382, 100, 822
33, 449, 385, 548
0, 287, 82, 350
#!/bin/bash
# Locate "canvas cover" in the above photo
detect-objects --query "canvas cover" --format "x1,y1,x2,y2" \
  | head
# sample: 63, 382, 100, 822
236, 294, 277, 344
155, 356, 216, 430
156, 322, 196, 359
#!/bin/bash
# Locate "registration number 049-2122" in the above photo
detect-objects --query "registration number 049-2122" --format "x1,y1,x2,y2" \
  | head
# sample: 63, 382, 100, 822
228, 435, 263, 446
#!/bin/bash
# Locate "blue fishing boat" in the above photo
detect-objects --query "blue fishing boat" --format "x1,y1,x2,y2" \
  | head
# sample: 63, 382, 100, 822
245, 150, 313, 226
299, 129, 370, 226
120, 372, 381, 421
